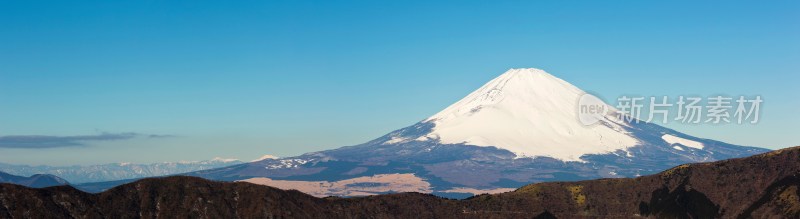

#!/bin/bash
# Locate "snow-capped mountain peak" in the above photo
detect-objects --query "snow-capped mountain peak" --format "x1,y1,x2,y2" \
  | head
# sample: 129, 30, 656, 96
211, 157, 241, 163
421, 68, 639, 161
251, 154, 279, 162
0, 158, 245, 184
182, 67, 767, 199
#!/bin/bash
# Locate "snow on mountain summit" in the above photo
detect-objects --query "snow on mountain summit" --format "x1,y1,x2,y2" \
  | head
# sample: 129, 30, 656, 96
211, 157, 241, 163
421, 68, 639, 161
251, 154, 279, 162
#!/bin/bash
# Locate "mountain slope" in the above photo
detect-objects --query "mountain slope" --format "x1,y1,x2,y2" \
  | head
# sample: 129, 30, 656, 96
1, 146, 798, 218
0, 171, 68, 188
180, 68, 766, 198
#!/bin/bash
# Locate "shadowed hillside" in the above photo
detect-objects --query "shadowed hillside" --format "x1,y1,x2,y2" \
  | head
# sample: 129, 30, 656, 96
0, 171, 68, 188
1, 146, 798, 219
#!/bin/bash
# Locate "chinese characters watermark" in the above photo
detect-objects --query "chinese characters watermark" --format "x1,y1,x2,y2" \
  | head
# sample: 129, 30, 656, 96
578, 93, 762, 126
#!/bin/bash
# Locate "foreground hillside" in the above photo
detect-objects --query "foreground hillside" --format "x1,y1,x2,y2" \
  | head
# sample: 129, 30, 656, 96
1, 146, 798, 218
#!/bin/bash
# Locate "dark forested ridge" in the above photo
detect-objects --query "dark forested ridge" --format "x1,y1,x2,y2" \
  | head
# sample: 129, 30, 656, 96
1, 146, 798, 219
0, 171, 68, 188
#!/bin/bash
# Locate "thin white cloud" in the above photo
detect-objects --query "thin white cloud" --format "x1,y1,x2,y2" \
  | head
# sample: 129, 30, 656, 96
0, 132, 174, 149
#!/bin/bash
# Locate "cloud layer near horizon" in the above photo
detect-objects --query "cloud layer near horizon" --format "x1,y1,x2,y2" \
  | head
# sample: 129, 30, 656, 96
0, 133, 173, 149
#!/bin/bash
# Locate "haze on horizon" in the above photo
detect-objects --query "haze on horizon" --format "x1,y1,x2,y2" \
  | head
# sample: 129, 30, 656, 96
1, 0, 798, 165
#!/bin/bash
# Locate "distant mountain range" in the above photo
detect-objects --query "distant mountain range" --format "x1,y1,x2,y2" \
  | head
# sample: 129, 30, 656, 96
0, 157, 244, 183
184, 68, 768, 198
0, 171, 68, 188
1, 146, 797, 218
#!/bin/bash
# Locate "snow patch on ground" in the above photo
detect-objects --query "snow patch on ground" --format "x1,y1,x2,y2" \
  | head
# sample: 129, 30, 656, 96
662, 134, 704, 149
264, 159, 307, 169
383, 136, 410, 145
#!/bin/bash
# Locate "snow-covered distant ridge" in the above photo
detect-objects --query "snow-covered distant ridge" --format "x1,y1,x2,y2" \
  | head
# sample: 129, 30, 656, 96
0, 158, 245, 183
251, 154, 280, 162
210, 157, 242, 163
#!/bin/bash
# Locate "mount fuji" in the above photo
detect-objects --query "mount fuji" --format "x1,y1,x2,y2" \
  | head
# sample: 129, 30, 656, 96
186, 68, 767, 198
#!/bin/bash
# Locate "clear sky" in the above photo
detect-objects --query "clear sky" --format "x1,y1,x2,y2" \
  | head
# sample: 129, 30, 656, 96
1, 1, 798, 165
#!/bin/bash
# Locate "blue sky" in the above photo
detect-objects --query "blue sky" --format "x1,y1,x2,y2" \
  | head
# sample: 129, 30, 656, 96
1, 1, 798, 165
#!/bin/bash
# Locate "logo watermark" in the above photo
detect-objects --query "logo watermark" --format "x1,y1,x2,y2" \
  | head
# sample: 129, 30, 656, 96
578, 93, 762, 126
577, 93, 609, 126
